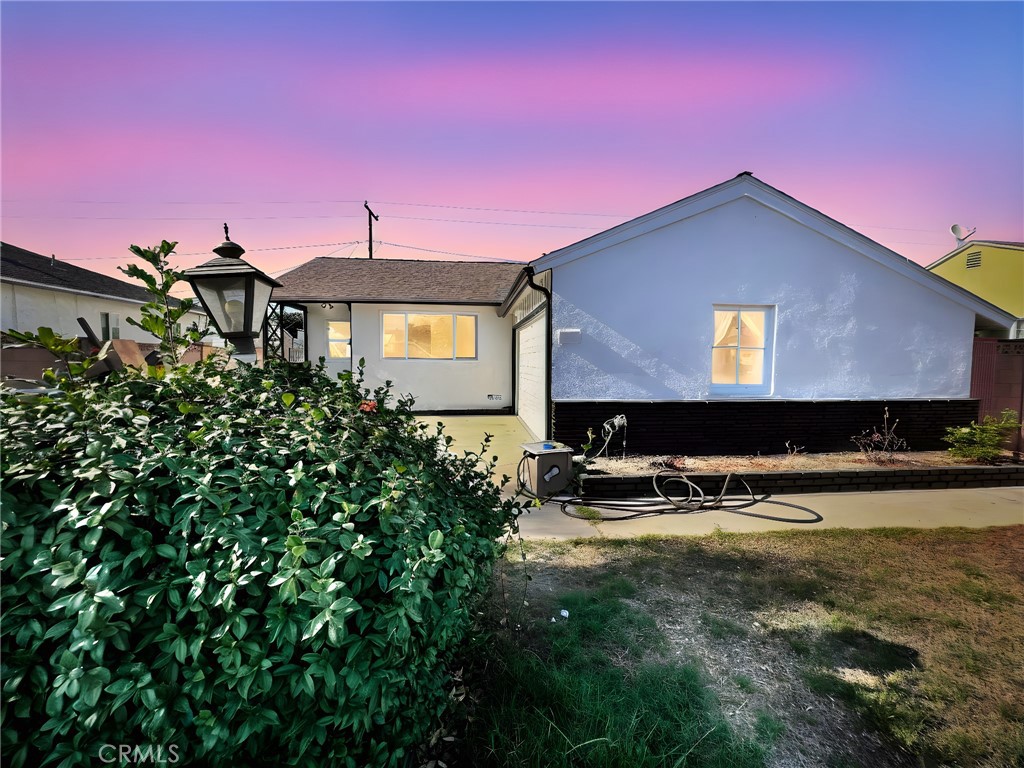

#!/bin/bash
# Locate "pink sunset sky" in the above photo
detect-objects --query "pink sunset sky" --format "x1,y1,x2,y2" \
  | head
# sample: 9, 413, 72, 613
2, 1, 1022, 281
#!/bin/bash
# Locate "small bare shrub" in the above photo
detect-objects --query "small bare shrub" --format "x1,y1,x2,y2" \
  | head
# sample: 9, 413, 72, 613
850, 407, 909, 464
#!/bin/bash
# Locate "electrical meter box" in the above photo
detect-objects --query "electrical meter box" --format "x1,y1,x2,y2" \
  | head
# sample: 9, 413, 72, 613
519, 441, 574, 497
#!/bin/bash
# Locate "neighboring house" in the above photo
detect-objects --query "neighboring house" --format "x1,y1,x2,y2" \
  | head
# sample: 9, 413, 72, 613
1, 242, 209, 343
926, 241, 1024, 447
503, 173, 1015, 452
270, 259, 525, 412
926, 240, 1024, 339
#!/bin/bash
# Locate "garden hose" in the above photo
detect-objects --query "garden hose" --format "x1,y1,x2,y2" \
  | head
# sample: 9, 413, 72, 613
516, 458, 823, 525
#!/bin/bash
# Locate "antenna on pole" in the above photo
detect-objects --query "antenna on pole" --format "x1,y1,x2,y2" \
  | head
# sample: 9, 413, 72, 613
364, 201, 380, 259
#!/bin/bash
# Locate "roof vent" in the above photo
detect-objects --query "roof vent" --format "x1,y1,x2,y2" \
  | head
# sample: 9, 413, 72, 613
965, 252, 982, 269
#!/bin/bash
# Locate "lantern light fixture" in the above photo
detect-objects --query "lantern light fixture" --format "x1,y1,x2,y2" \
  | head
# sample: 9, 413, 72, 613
183, 224, 281, 356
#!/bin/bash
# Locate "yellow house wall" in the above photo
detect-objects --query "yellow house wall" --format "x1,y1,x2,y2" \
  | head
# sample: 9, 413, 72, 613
930, 244, 1024, 317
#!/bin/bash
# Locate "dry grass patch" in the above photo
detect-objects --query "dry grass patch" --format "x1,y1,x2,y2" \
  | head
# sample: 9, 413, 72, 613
478, 526, 1024, 768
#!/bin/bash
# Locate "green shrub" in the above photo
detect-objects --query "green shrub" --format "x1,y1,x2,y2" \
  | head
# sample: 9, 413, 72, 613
1, 357, 521, 767
942, 409, 1021, 463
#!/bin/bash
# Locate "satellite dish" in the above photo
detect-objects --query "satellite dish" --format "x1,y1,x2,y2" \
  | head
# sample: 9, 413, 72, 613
950, 224, 976, 248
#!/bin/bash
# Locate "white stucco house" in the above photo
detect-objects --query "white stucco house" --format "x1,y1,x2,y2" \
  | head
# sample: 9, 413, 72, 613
273, 173, 1016, 454
269, 259, 525, 412
1, 242, 209, 345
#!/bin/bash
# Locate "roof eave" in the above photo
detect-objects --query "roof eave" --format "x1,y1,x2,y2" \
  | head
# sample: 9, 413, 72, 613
498, 268, 532, 317
271, 296, 504, 306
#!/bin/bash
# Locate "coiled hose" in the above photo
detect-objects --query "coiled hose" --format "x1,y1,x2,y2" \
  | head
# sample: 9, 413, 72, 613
516, 460, 823, 524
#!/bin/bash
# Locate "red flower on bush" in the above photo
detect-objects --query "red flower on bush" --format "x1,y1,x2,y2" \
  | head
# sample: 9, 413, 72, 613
358, 400, 377, 414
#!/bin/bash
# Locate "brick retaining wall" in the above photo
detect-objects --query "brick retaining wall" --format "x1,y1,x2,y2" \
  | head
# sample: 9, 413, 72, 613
581, 464, 1024, 499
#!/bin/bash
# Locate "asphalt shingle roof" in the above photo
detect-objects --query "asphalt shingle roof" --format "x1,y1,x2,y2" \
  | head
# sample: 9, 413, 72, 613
1, 242, 181, 305
272, 257, 526, 305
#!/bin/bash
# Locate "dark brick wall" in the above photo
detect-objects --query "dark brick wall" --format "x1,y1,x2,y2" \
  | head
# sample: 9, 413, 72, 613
582, 465, 1024, 499
553, 399, 981, 456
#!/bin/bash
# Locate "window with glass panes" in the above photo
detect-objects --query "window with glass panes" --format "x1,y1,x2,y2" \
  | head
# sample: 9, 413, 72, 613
327, 321, 351, 359
382, 313, 477, 359
711, 306, 773, 393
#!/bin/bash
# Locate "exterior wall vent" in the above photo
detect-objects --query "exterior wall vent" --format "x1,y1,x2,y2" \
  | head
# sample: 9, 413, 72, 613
558, 328, 582, 345
965, 252, 982, 269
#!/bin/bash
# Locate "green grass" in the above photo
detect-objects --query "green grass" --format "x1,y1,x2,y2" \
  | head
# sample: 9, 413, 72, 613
459, 580, 770, 767
803, 670, 931, 750
952, 577, 1019, 608
699, 611, 749, 639
733, 674, 758, 694
573, 505, 605, 525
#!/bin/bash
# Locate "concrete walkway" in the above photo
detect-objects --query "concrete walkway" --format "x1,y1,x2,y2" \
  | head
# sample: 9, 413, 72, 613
419, 416, 1023, 537
514, 486, 1024, 538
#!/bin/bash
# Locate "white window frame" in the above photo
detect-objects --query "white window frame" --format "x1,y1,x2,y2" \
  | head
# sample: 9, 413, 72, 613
710, 305, 775, 396
381, 311, 478, 361
326, 320, 351, 360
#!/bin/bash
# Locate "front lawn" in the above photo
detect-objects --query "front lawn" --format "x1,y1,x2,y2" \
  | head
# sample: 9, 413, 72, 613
443, 526, 1023, 768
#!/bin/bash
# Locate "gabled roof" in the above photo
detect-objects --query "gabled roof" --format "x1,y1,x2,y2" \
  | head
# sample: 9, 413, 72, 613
272, 257, 526, 305
0, 242, 184, 307
530, 172, 1016, 331
925, 240, 1024, 270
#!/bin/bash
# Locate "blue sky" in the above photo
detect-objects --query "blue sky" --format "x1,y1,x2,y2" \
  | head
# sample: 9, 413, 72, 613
2, 1, 1021, 274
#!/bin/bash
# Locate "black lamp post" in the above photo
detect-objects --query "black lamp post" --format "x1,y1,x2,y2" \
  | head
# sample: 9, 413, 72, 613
183, 224, 281, 357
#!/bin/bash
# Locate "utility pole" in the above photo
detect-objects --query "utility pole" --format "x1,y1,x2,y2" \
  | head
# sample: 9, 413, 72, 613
364, 201, 379, 259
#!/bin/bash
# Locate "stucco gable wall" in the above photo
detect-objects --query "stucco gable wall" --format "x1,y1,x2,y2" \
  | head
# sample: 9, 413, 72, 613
550, 196, 975, 401
929, 244, 1024, 318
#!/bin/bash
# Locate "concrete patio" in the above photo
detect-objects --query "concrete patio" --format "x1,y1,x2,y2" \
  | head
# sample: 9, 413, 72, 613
417, 414, 535, 488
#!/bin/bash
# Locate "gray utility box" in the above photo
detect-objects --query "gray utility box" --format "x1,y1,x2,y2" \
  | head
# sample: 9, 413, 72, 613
519, 441, 575, 496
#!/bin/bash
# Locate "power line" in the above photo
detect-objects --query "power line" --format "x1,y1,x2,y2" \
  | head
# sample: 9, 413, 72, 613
374, 240, 524, 262
387, 214, 600, 230
4, 212, 604, 230
51, 241, 366, 261
179, 240, 362, 256
47, 239, 521, 264
4, 214, 362, 221
1, 197, 957, 236
851, 223, 949, 234
372, 200, 623, 217
2, 197, 625, 218
0, 198, 958, 237
1, 198, 367, 206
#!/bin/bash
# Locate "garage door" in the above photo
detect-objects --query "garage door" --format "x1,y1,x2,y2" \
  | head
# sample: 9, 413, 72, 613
515, 310, 547, 440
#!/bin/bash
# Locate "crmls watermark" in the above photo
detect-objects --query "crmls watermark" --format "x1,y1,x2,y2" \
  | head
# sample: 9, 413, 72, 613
98, 744, 181, 764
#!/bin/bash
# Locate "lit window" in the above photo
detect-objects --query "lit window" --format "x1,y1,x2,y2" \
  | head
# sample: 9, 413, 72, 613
382, 313, 477, 359
711, 306, 773, 393
100, 312, 120, 341
327, 321, 351, 359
